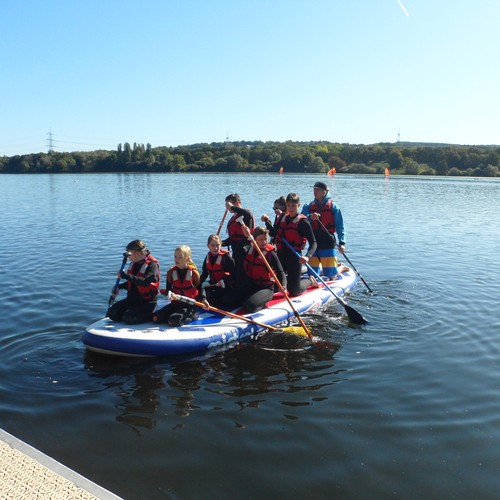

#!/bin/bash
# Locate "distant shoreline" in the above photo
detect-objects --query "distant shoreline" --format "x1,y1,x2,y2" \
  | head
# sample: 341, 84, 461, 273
1, 140, 499, 177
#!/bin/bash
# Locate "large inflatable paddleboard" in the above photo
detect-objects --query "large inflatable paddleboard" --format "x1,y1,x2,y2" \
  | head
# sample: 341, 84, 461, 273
83, 269, 357, 357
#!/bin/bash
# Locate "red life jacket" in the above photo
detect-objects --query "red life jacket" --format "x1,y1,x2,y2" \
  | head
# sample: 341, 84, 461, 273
309, 198, 336, 234
127, 255, 160, 301
276, 214, 307, 252
274, 212, 285, 228
270, 212, 285, 244
205, 250, 230, 284
243, 244, 275, 286
170, 264, 199, 300
226, 211, 255, 245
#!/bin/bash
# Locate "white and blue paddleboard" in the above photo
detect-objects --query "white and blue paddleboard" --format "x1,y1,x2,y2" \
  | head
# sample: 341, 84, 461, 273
83, 269, 358, 357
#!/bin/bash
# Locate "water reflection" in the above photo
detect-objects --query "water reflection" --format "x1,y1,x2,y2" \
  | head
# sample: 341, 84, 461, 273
83, 328, 343, 433
115, 370, 166, 432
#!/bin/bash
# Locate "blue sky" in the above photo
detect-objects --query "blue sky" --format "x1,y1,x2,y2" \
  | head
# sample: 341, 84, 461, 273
1, 0, 498, 156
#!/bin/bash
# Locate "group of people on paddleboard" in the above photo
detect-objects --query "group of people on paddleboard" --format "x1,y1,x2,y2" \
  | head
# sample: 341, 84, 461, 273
107, 182, 347, 327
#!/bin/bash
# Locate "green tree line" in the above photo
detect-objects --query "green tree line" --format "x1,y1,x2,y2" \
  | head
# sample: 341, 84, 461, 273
1, 140, 499, 176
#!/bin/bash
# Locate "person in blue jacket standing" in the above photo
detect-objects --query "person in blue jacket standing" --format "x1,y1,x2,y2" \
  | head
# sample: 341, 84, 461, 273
301, 181, 346, 280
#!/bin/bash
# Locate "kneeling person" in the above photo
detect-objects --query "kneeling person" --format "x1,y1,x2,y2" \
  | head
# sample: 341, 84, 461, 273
275, 193, 317, 296
199, 234, 236, 308
107, 240, 160, 325
153, 245, 202, 327
226, 226, 286, 313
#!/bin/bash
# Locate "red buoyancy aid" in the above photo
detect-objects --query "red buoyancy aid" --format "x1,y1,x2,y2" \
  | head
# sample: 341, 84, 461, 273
170, 264, 199, 299
243, 244, 275, 286
127, 255, 160, 301
226, 211, 255, 245
276, 214, 307, 252
205, 250, 230, 284
309, 198, 336, 234
270, 213, 285, 243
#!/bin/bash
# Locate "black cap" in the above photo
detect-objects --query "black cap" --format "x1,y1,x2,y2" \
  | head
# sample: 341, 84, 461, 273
313, 181, 328, 191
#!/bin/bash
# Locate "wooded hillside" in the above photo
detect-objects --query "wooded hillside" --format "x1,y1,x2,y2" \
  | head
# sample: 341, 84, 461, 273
1, 140, 498, 176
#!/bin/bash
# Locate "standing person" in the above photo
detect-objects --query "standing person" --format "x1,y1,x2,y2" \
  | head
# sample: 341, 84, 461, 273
226, 226, 286, 313
199, 234, 236, 308
108, 240, 160, 324
222, 193, 255, 251
261, 195, 286, 244
301, 181, 346, 279
222, 193, 255, 284
274, 193, 317, 296
153, 245, 203, 327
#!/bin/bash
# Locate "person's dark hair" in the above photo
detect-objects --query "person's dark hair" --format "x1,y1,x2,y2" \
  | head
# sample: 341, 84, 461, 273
225, 193, 241, 204
286, 192, 300, 204
252, 226, 269, 238
126, 239, 149, 255
274, 196, 286, 209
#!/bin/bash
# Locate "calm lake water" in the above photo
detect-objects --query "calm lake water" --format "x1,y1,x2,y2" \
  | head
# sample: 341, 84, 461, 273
1, 173, 499, 499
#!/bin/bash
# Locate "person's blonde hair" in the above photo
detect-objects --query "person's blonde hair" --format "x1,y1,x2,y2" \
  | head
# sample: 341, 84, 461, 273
207, 234, 222, 246
175, 245, 198, 270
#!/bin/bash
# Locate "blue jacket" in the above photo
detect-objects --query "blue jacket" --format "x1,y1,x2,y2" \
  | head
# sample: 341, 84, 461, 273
301, 193, 346, 245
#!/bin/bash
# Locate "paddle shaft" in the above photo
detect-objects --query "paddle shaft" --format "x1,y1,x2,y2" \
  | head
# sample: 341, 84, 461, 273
281, 238, 367, 325
107, 252, 130, 312
216, 209, 228, 236
341, 253, 373, 294
168, 292, 282, 332
314, 217, 373, 294
248, 235, 313, 338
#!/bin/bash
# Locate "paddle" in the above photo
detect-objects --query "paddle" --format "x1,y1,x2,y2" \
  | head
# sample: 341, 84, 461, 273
245, 231, 313, 339
216, 208, 228, 236
314, 217, 373, 294
281, 238, 368, 325
168, 292, 308, 337
107, 251, 130, 313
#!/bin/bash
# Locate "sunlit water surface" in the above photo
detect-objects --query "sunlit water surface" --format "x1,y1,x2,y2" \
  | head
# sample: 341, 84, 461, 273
1, 173, 499, 499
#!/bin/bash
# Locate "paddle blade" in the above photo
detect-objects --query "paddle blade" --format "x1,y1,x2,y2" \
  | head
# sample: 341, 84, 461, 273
279, 326, 310, 337
345, 305, 368, 325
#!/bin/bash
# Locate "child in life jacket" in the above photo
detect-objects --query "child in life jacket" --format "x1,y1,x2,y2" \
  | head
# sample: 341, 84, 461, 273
225, 226, 286, 313
221, 193, 255, 251
260, 195, 286, 245
153, 245, 203, 327
108, 239, 160, 324
199, 234, 236, 308
273, 192, 317, 296
222, 193, 255, 285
